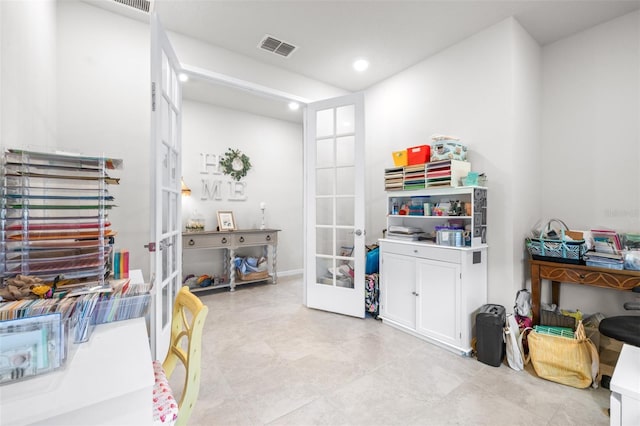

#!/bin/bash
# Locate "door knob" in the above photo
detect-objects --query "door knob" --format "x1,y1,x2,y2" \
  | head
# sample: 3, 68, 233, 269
354, 229, 363, 236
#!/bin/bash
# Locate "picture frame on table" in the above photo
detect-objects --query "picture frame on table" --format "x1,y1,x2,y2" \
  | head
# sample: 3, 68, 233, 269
217, 211, 236, 231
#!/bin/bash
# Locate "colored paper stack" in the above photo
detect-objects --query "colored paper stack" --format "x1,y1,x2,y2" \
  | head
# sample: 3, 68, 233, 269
113, 249, 130, 279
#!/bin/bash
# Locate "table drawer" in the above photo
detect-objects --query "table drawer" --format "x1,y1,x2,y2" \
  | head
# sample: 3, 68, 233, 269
183, 234, 231, 249
234, 232, 277, 246
540, 264, 640, 289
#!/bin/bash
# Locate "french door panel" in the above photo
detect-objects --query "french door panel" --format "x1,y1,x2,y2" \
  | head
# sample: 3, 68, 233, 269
304, 93, 365, 318
150, 13, 183, 360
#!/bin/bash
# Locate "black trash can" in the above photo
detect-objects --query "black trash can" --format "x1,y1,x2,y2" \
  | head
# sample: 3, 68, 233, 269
476, 304, 506, 367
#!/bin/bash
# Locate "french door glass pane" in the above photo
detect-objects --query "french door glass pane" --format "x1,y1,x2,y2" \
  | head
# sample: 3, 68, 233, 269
316, 198, 333, 226
336, 136, 355, 166
336, 105, 354, 134
161, 236, 169, 281
162, 282, 169, 328
316, 227, 333, 256
162, 190, 169, 233
336, 197, 354, 226
336, 166, 355, 195
316, 138, 334, 167
316, 257, 333, 286
316, 168, 334, 196
316, 109, 334, 138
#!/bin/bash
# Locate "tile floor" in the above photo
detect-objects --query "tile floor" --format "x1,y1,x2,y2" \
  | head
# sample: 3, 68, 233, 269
177, 275, 611, 426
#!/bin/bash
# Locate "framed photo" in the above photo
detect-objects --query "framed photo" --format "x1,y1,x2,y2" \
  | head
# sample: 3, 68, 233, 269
217, 211, 236, 231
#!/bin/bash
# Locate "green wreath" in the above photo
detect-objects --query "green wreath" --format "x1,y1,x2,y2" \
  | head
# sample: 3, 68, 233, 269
220, 148, 252, 181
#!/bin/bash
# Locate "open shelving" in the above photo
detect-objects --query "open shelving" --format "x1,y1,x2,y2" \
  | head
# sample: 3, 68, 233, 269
0, 149, 122, 287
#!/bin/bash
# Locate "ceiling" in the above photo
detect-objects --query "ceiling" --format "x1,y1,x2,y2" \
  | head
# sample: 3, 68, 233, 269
91, 0, 640, 122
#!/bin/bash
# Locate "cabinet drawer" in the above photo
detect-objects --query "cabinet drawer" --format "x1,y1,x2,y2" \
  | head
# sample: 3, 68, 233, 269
183, 234, 231, 249
234, 232, 277, 246
380, 240, 461, 263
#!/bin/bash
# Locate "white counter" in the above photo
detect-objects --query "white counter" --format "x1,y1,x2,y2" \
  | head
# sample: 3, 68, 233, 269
610, 343, 640, 426
0, 317, 154, 426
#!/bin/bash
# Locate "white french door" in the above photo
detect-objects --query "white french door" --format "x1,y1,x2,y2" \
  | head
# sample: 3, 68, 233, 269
149, 13, 183, 360
304, 93, 365, 318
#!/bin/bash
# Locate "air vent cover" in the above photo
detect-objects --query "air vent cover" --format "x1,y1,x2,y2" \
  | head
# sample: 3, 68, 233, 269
113, 0, 152, 13
258, 35, 297, 58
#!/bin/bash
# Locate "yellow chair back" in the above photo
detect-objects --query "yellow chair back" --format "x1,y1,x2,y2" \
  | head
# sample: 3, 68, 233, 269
162, 286, 208, 426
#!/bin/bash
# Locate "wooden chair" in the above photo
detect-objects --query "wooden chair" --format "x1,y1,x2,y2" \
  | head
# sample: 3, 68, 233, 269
153, 286, 209, 425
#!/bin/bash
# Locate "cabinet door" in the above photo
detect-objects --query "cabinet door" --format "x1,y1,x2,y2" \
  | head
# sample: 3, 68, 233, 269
380, 252, 416, 329
416, 259, 461, 346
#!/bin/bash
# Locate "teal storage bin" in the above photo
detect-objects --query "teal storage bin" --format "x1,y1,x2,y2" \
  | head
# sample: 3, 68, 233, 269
366, 247, 379, 274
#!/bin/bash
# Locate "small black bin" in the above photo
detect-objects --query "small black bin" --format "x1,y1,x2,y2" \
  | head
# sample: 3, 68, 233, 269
476, 304, 505, 367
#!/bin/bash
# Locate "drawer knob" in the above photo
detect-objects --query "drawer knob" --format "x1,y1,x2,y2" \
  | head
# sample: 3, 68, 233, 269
188, 239, 195, 246
239, 236, 245, 243
413, 249, 418, 253
266, 235, 271, 241
579, 274, 585, 279
221, 237, 227, 244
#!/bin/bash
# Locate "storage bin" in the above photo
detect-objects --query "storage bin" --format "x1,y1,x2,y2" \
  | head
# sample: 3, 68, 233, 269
392, 150, 408, 167
431, 141, 467, 161
476, 304, 505, 367
407, 145, 430, 165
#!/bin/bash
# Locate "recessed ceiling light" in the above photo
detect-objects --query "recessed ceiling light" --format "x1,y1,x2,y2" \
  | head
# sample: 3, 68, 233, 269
178, 73, 189, 83
288, 102, 300, 111
353, 59, 369, 72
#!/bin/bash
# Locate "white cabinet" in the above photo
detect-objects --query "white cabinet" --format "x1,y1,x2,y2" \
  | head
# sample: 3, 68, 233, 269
379, 185, 488, 355
380, 240, 486, 354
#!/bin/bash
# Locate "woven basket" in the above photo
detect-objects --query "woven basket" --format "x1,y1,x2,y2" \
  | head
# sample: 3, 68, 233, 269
540, 310, 577, 330
526, 219, 587, 261
237, 269, 269, 281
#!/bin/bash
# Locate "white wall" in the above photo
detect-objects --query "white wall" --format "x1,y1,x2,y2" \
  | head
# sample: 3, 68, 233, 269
540, 10, 640, 316
0, 0, 57, 152
181, 100, 303, 275
366, 18, 542, 311
53, 1, 342, 279
57, 1, 151, 276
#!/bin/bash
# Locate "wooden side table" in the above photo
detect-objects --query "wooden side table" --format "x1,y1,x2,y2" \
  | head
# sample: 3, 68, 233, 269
529, 259, 640, 324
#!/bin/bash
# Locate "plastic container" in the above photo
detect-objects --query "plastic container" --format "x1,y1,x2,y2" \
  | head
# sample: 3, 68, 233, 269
407, 145, 430, 165
476, 304, 506, 367
431, 141, 467, 161
392, 150, 408, 167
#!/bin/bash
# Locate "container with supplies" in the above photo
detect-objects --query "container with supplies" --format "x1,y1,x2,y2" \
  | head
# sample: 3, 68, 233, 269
476, 304, 506, 367
407, 145, 430, 165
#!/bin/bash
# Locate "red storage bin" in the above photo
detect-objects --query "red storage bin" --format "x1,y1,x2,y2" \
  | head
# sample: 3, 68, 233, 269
407, 145, 430, 165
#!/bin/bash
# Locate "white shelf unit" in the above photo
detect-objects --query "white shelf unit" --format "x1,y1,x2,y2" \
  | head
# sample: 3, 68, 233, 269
386, 186, 487, 247
0, 149, 122, 286
379, 186, 488, 355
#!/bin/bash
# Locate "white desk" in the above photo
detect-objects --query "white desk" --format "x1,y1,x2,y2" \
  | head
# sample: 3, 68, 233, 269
610, 344, 640, 426
0, 317, 154, 426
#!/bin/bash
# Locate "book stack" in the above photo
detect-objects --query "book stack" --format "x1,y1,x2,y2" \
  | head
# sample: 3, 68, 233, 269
585, 229, 623, 269
384, 167, 404, 191
387, 225, 424, 241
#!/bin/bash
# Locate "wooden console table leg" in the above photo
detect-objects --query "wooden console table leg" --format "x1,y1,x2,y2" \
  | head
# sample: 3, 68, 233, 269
531, 263, 541, 325
229, 248, 236, 292
551, 281, 561, 308
272, 243, 278, 284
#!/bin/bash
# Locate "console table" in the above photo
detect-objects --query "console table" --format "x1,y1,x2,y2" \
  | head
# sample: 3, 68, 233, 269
529, 259, 640, 325
182, 229, 279, 292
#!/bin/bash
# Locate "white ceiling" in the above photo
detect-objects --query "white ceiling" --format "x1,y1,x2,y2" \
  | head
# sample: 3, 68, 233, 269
91, 0, 640, 122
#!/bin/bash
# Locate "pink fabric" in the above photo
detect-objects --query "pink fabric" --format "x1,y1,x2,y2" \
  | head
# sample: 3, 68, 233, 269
152, 360, 179, 424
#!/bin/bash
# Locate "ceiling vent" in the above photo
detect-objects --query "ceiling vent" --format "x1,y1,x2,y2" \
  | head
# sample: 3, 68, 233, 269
258, 35, 297, 58
112, 0, 152, 13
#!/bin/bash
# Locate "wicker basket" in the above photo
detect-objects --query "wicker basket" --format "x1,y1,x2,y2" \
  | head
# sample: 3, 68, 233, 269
540, 310, 576, 331
237, 269, 269, 281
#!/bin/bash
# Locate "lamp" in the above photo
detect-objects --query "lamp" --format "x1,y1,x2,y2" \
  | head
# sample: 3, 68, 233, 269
181, 177, 191, 196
